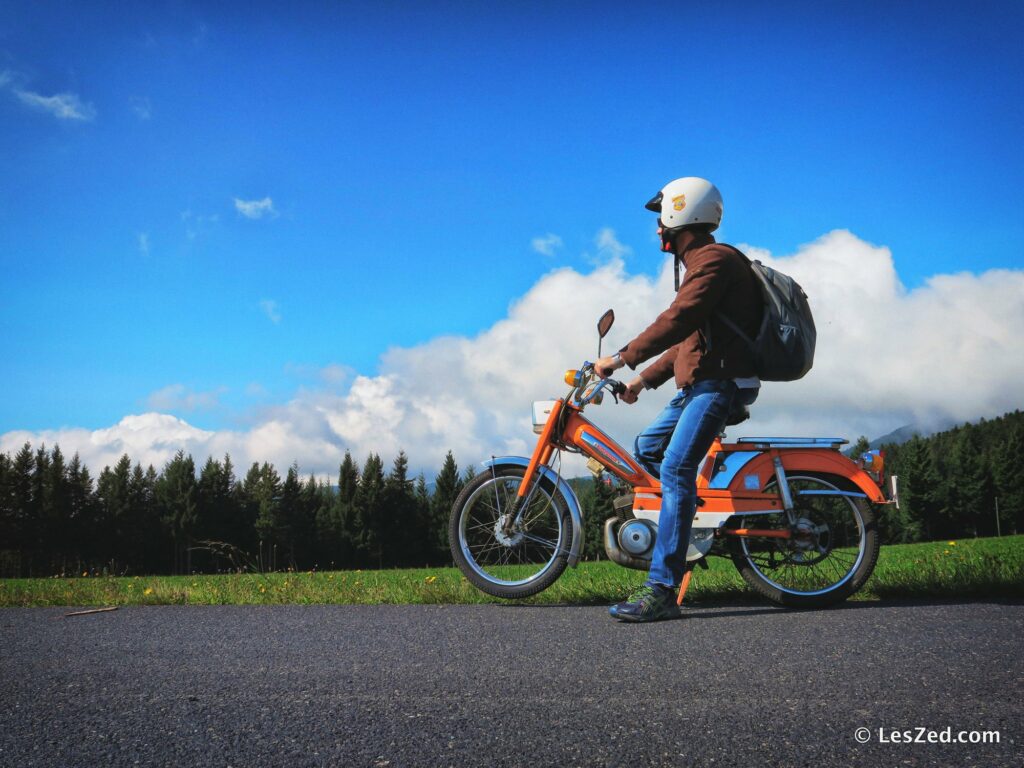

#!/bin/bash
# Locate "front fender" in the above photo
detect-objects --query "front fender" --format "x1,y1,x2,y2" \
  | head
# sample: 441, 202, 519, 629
728, 449, 887, 503
481, 456, 584, 567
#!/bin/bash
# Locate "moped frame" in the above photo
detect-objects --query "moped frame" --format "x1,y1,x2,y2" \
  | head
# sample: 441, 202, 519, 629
514, 397, 888, 548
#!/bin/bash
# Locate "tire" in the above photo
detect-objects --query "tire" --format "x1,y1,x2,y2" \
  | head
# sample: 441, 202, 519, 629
728, 472, 880, 608
449, 465, 573, 600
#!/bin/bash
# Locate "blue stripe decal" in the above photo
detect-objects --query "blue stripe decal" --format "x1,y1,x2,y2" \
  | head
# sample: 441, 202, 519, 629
708, 451, 761, 489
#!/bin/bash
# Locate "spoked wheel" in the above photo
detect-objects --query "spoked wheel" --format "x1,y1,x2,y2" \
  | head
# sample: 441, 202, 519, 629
449, 465, 573, 599
728, 473, 880, 608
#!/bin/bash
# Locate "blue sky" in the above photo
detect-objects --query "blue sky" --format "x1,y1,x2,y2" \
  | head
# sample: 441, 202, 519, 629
2, 1, 1023, 443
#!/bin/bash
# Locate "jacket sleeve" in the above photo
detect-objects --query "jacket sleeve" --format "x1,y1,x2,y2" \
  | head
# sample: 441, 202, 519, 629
638, 345, 680, 390
619, 248, 733, 369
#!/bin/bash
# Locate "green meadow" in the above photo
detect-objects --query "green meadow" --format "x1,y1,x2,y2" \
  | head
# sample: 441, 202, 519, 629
2, 535, 1021, 608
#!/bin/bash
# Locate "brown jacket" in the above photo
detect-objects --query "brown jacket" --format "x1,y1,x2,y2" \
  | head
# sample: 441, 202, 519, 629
619, 233, 762, 389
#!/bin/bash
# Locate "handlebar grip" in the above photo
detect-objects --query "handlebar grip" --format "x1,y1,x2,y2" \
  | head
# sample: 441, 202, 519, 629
609, 380, 626, 395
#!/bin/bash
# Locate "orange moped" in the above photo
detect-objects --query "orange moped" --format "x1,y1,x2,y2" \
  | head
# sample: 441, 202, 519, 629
449, 310, 898, 607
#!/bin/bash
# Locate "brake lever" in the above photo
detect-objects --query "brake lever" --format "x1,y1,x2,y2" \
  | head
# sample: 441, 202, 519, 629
608, 379, 626, 404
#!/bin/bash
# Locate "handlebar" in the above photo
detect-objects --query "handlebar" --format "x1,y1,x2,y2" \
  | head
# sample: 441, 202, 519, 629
576, 367, 626, 405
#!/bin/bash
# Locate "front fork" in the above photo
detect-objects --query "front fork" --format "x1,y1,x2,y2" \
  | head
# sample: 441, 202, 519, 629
496, 446, 554, 537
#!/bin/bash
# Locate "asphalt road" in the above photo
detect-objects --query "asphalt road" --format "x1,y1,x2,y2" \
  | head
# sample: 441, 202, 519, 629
1, 601, 1020, 768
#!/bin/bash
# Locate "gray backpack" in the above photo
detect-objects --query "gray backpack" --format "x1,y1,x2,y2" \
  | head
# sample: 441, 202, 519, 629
717, 247, 816, 382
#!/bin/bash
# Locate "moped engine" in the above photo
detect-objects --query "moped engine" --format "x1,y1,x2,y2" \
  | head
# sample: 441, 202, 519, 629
604, 517, 717, 571
617, 519, 656, 558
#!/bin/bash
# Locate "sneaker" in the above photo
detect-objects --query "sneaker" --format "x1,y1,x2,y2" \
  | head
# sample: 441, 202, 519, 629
609, 583, 681, 623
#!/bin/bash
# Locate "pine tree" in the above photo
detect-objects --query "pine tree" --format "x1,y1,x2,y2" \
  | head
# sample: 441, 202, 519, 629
155, 451, 198, 574
337, 452, 359, 506
127, 462, 161, 573
0, 452, 16, 577
247, 462, 282, 570
993, 426, 1024, 535
948, 431, 993, 537
413, 473, 432, 564
42, 445, 70, 574
889, 436, 934, 543
96, 455, 133, 573
353, 453, 385, 567
297, 472, 324, 569
66, 453, 97, 573
4, 444, 36, 575
430, 451, 462, 565
276, 464, 304, 568
848, 435, 870, 459
382, 450, 417, 567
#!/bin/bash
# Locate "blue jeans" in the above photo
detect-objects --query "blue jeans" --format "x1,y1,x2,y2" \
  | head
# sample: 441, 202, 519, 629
634, 380, 758, 589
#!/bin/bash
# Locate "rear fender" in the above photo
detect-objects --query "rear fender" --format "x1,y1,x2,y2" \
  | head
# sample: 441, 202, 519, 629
481, 456, 584, 567
727, 449, 887, 503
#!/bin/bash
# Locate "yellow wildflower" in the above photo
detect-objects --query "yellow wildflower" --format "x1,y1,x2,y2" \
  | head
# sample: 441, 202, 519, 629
948, 541, 957, 546
425, 576, 438, 584
144, 587, 154, 596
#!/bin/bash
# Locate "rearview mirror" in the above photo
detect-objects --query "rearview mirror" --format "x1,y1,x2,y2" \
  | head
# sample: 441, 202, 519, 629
597, 309, 615, 339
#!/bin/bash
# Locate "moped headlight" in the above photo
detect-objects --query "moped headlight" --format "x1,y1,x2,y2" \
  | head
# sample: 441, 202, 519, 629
564, 369, 582, 387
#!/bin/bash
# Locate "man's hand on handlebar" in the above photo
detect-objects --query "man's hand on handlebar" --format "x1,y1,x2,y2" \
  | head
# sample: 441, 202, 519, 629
620, 377, 645, 405
595, 353, 624, 379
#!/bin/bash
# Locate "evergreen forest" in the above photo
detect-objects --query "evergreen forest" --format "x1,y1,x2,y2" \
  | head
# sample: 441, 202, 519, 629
1, 410, 1021, 578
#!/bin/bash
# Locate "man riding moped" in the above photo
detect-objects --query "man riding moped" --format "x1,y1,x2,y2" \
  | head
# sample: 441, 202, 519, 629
595, 177, 763, 622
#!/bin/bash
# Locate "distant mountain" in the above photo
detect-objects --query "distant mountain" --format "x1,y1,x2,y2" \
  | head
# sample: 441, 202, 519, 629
869, 418, 957, 449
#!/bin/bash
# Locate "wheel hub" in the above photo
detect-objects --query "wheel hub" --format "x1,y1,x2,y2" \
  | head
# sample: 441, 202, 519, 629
787, 515, 831, 564
494, 516, 525, 547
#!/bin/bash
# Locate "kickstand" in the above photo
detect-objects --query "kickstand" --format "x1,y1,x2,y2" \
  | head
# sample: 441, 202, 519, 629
676, 567, 694, 606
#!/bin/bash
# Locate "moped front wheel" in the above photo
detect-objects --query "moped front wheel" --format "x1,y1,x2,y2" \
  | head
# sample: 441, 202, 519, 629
727, 473, 880, 608
449, 465, 572, 600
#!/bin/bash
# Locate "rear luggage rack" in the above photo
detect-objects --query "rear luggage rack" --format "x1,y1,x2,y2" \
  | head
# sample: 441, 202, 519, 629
737, 437, 849, 450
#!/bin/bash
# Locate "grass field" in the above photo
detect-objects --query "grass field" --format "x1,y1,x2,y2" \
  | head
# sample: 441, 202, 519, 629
1, 535, 1021, 608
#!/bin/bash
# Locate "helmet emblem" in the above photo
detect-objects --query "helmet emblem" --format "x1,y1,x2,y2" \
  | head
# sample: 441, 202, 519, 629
672, 194, 686, 211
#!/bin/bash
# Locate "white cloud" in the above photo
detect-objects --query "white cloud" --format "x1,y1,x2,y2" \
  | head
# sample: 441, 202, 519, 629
146, 384, 225, 413
138, 232, 150, 256
234, 197, 277, 220
594, 227, 632, 262
260, 298, 282, 324
531, 233, 563, 256
14, 89, 96, 121
4, 229, 1022, 480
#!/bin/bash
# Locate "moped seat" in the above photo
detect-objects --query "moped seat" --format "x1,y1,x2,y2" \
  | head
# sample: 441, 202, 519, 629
725, 404, 750, 426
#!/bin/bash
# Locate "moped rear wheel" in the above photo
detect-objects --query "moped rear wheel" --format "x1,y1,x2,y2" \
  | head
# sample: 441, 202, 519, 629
727, 473, 880, 608
449, 465, 572, 600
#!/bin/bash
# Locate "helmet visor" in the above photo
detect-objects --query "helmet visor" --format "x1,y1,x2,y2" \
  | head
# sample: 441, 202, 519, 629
644, 191, 662, 213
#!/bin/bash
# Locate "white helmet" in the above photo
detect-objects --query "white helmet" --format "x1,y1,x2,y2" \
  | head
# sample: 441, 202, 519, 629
645, 177, 723, 232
